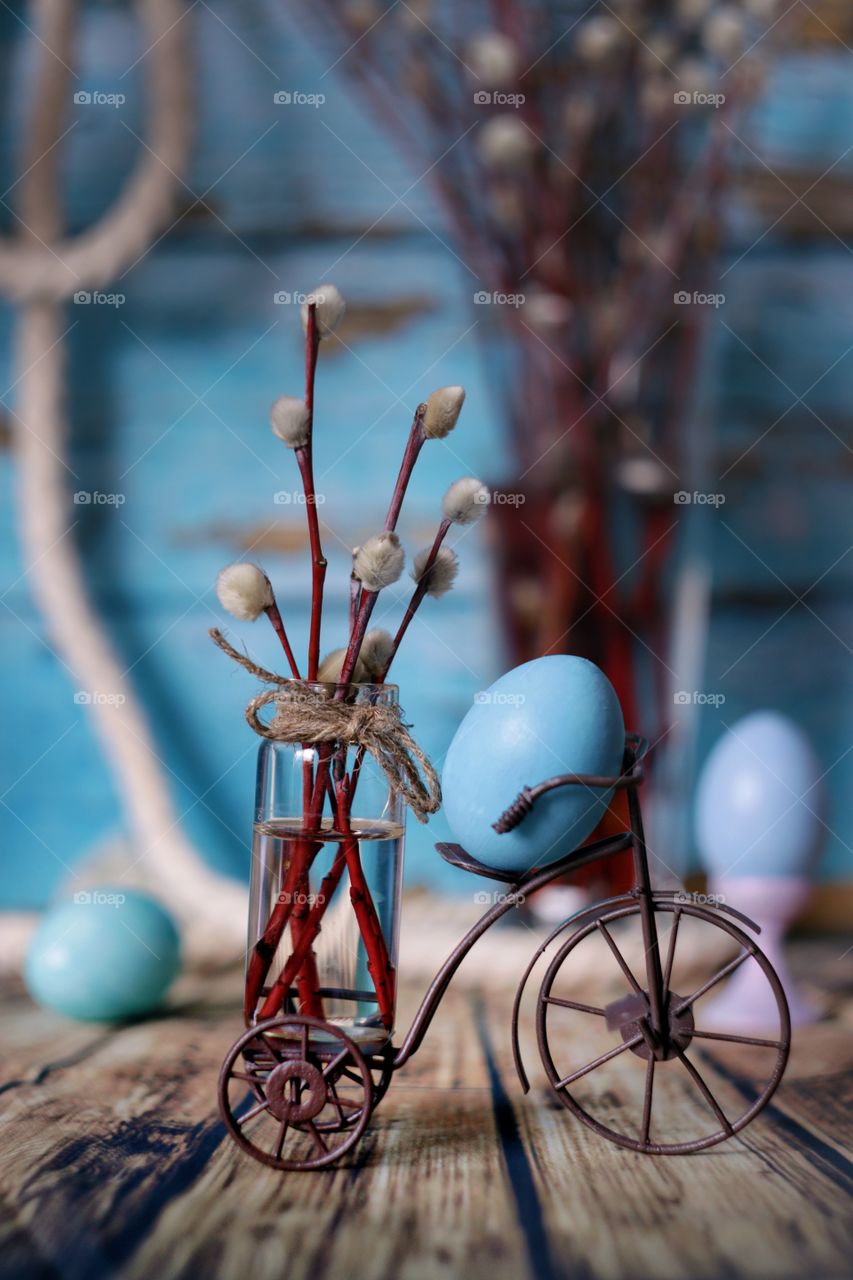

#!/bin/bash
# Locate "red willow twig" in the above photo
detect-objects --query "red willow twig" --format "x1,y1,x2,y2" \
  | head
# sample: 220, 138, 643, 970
286, 300, 327, 1018
297, 302, 325, 683
257, 773, 397, 1028
257, 841, 348, 1020
334, 403, 427, 687
384, 404, 426, 532
230, 290, 475, 1031
263, 477, 475, 1019
333, 778, 396, 1029
265, 601, 300, 679
244, 301, 329, 1021
252, 410, 426, 1015
385, 518, 451, 665
256, 517, 460, 1022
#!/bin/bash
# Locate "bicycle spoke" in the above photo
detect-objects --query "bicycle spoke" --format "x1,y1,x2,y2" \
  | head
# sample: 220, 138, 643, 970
329, 1092, 362, 1111
339, 1065, 365, 1086
272, 1119, 289, 1161
257, 1033, 284, 1062
301, 1023, 309, 1060
641, 1056, 654, 1145
672, 949, 755, 1016
231, 1070, 265, 1085
597, 921, 643, 996
307, 1121, 329, 1155
238, 1098, 270, 1126
326, 1080, 346, 1124
674, 1045, 733, 1136
544, 996, 607, 1016
662, 908, 682, 997
322, 1049, 351, 1080
556, 1032, 644, 1089
691, 1029, 784, 1049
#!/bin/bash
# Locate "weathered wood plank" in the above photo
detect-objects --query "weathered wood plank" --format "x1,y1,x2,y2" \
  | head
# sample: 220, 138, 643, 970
0, 978, 533, 1280
1, 936, 851, 1280
502, 958, 853, 1280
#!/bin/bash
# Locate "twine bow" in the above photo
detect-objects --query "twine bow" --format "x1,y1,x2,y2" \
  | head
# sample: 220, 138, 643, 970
210, 629, 441, 823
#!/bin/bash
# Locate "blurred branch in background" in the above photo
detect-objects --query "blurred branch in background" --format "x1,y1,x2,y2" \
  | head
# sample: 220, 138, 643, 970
293, 0, 795, 885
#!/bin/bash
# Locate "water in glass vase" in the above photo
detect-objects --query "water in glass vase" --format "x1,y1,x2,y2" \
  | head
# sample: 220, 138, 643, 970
248, 818, 405, 1045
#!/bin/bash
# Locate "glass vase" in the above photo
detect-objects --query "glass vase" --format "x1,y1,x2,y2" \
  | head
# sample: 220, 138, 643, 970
247, 681, 405, 1047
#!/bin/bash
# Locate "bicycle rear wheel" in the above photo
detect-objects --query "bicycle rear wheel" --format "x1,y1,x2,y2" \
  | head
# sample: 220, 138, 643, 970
536, 900, 790, 1153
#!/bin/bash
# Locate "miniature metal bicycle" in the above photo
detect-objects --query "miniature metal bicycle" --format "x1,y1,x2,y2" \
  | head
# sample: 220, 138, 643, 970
218, 735, 790, 1169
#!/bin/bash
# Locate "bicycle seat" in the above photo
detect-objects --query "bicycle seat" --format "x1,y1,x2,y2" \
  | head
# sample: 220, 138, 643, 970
435, 842, 525, 884
436, 828, 634, 888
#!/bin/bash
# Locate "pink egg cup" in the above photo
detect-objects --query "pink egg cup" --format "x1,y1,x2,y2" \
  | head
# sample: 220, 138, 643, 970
703, 876, 820, 1030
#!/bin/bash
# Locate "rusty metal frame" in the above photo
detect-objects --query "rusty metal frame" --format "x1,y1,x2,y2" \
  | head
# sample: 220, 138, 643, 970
220, 732, 793, 1168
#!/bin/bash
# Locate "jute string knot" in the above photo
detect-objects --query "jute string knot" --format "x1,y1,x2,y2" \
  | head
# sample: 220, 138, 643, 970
210, 630, 441, 823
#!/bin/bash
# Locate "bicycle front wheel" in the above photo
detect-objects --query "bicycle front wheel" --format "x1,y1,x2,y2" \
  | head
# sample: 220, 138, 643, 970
536, 900, 790, 1154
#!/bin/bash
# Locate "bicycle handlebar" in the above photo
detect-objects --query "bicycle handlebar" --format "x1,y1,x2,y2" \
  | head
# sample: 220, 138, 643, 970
492, 733, 649, 834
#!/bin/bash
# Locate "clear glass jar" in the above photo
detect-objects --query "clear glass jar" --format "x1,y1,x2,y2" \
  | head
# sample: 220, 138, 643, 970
247, 682, 405, 1047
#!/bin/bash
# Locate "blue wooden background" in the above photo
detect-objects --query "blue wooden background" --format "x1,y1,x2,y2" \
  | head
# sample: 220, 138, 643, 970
1, 4, 851, 909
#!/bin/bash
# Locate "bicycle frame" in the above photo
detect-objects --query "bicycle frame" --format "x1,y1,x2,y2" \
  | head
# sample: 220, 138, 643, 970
218, 730, 788, 1170
392, 734, 662, 1070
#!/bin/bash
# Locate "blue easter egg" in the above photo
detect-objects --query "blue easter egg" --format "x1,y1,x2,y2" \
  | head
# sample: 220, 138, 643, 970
442, 656, 625, 872
25, 888, 181, 1021
695, 712, 823, 879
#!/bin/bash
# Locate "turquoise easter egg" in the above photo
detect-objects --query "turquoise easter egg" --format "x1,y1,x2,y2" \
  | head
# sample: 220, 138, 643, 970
442, 656, 625, 872
695, 712, 823, 879
25, 888, 181, 1021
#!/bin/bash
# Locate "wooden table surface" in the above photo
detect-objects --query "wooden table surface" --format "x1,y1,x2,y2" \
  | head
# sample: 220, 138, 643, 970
1, 935, 852, 1280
